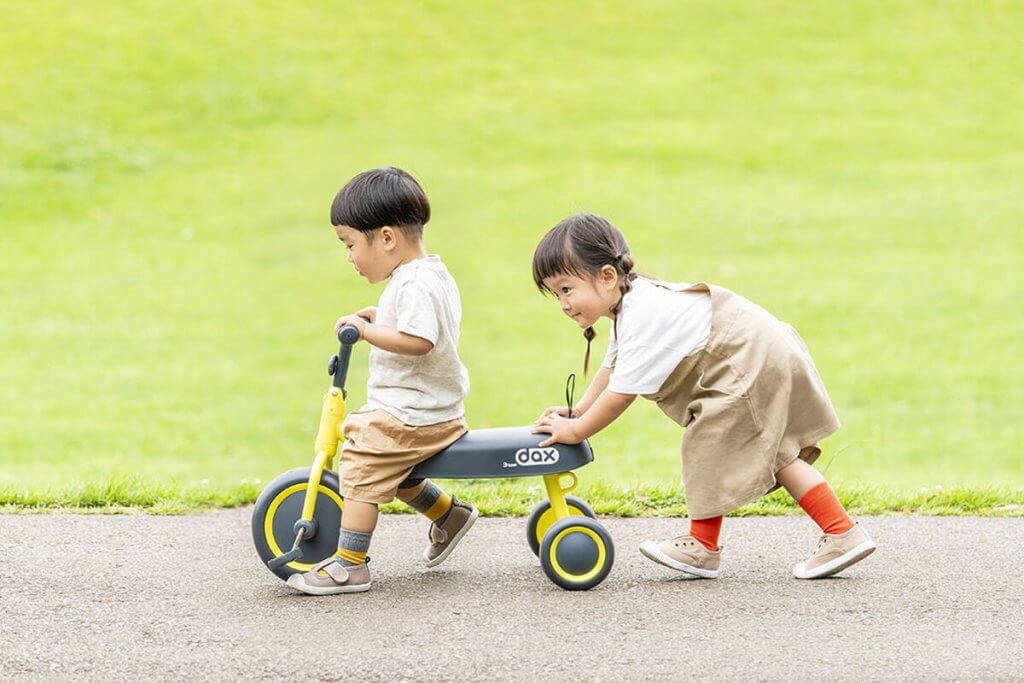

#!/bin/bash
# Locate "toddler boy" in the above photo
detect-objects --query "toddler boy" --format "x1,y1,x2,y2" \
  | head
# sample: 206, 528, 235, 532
287, 167, 475, 595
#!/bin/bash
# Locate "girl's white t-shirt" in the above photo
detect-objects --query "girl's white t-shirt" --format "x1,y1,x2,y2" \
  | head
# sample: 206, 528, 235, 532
602, 278, 712, 395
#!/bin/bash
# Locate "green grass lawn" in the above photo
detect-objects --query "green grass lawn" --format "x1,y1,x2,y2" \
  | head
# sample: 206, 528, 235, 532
2, 1, 1022, 514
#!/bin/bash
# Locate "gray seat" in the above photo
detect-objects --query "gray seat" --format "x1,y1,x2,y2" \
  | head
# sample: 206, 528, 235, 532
410, 426, 594, 479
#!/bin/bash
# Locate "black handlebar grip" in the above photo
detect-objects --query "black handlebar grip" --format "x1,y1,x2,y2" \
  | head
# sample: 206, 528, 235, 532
337, 324, 361, 345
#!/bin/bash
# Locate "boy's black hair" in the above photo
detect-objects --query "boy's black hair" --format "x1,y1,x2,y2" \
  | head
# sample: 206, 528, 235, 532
532, 213, 638, 375
330, 167, 430, 239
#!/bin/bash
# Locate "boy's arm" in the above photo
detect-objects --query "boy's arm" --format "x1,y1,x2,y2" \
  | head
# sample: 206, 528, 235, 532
533, 388, 636, 447
335, 315, 433, 356
363, 323, 433, 355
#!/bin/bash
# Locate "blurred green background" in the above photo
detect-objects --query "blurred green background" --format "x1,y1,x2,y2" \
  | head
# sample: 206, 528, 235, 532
2, 1, 1021, 510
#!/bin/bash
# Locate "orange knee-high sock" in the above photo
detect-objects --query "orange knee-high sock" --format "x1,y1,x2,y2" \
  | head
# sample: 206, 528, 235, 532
798, 482, 854, 535
689, 516, 723, 551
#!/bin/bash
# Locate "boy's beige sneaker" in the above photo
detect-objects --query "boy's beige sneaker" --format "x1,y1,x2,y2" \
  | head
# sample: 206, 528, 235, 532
424, 497, 479, 567
286, 556, 371, 595
639, 534, 721, 578
793, 522, 876, 579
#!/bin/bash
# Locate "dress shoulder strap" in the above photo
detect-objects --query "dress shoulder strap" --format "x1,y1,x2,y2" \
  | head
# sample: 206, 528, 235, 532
642, 278, 708, 294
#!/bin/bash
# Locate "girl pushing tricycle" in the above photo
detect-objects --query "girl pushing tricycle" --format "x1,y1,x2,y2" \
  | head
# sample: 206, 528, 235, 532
530, 213, 876, 579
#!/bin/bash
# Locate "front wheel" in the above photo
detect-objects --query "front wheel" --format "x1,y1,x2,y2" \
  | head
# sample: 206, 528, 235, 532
251, 467, 344, 581
539, 517, 614, 591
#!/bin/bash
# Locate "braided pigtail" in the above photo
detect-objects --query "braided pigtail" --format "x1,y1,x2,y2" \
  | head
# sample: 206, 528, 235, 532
583, 326, 596, 376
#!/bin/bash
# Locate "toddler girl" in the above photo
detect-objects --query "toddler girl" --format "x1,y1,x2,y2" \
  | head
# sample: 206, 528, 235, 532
531, 214, 875, 579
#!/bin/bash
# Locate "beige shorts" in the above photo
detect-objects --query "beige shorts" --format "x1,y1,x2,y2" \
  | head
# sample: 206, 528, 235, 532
337, 409, 468, 504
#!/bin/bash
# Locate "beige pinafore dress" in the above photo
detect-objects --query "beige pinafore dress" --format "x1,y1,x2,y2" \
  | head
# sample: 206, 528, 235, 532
642, 282, 840, 519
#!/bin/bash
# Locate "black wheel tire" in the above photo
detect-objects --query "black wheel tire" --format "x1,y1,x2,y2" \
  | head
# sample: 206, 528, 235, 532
525, 495, 596, 557
538, 516, 614, 591
251, 467, 344, 581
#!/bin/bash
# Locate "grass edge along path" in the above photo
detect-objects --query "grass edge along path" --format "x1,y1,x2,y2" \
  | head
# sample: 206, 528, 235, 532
1, 477, 1022, 517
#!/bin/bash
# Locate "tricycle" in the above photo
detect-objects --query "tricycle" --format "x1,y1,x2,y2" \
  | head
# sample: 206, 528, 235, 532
251, 326, 614, 590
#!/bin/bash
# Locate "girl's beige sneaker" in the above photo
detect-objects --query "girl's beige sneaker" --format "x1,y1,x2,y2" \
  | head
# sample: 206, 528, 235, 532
793, 522, 876, 579
639, 534, 721, 578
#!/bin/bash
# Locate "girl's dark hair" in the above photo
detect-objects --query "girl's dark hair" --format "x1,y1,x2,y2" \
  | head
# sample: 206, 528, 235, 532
532, 213, 637, 375
330, 167, 430, 239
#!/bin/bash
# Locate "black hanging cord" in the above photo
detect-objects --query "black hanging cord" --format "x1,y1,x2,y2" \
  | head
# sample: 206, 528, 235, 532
565, 373, 576, 419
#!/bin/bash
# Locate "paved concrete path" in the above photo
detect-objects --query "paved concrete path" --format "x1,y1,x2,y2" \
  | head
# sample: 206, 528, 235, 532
1, 512, 1021, 681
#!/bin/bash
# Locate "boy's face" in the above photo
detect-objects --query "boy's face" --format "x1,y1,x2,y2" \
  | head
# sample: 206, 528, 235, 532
334, 224, 395, 284
542, 267, 621, 329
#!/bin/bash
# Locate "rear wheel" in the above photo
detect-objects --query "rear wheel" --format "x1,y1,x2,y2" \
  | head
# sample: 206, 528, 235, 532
525, 495, 596, 557
251, 467, 344, 581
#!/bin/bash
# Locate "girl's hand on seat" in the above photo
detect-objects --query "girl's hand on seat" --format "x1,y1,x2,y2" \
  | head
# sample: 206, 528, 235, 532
532, 414, 582, 447
534, 406, 570, 424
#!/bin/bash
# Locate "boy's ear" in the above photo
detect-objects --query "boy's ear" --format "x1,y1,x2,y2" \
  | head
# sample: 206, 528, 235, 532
599, 264, 619, 289
379, 226, 398, 251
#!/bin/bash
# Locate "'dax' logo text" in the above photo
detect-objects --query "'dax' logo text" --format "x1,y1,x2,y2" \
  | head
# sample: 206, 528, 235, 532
502, 448, 560, 468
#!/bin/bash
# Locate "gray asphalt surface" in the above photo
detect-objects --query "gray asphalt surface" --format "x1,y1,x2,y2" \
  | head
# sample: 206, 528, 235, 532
1, 512, 1021, 681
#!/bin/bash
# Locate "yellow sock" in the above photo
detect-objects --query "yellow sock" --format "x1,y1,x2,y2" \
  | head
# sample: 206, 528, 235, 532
335, 547, 367, 565
334, 528, 371, 566
424, 491, 453, 522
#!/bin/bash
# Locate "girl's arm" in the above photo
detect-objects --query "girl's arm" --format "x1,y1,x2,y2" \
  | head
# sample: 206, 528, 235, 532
576, 366, 612, 414
533, 387, 636, 447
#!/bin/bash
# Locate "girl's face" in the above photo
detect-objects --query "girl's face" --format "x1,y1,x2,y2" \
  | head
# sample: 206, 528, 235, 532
542, 267, 621, 329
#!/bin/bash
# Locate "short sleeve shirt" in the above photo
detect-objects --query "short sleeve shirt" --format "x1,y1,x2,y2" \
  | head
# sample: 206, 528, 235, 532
365, 255, 470, 426
602, 278, 712, 395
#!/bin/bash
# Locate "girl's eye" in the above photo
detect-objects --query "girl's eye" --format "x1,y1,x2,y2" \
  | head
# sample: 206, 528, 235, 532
561, 287, 571, 294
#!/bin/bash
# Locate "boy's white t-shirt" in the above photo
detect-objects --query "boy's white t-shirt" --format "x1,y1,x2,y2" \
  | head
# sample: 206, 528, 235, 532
364, 255, 470, 426
602, 278, 713, 395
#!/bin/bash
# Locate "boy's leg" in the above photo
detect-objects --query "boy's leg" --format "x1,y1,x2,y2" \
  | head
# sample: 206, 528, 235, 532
284, 491, 376, 593
340, 498, 379, 534
285, 498, 377, 595
776, 458, 875, 579
337, 499, 377, 565
289, 408, 399, 594
398, 478, 478, 567
285, 498, 376, 595
398, 478, 453, 525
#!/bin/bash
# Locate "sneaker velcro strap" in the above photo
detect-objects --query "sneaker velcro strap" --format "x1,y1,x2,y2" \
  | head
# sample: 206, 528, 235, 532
429, 524, 449, 544
323, 561, 350, 584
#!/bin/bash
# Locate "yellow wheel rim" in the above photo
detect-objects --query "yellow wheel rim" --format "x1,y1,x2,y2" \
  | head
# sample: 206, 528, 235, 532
535, 504, 586, 545
548, 525, 607, 583
264, 483, 344, 572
